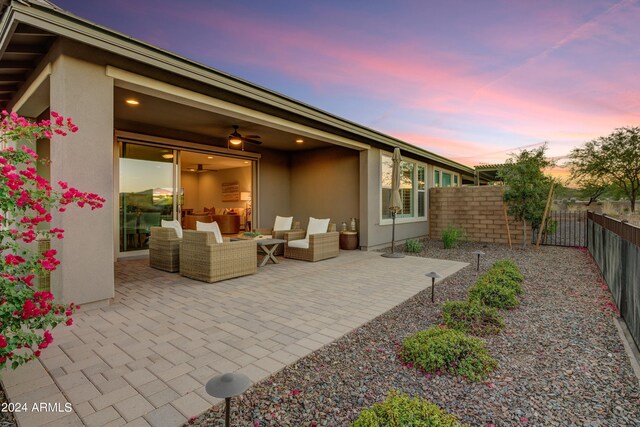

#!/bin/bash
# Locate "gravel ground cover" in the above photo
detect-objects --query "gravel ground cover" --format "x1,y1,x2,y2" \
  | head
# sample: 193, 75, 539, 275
192, 240, 640, 426
0, 383, 15, 427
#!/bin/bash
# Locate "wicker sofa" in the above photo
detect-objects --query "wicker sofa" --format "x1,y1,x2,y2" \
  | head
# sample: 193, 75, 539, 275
284, 221, 339, 262
149, 226, 181, 272
179, 230, 257, 283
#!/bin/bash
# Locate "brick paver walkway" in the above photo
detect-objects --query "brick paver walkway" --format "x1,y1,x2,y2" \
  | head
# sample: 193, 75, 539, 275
2, 251, 466, 426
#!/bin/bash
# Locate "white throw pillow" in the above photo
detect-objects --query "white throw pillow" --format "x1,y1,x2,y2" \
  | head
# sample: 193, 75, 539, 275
196, 221, 223, 244
306, 217, 330, 239
161, 219, 183, 239
274, 216, 293, 231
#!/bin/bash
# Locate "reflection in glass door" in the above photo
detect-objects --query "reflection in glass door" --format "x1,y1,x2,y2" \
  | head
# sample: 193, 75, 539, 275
119, 143, 177, 253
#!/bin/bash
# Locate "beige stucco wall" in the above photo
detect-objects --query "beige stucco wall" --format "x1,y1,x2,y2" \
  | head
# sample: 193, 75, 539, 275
49, 55, 114, 306
361, 147, 429, 250
180, 171, 199, 210
256, 149, 291, 229
289, 146, 359, 230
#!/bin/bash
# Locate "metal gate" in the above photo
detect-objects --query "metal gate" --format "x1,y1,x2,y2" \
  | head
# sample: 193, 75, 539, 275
533, 211, 588, 247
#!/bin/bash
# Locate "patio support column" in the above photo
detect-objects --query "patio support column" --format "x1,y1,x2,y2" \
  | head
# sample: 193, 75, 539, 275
49, 55, 115, 307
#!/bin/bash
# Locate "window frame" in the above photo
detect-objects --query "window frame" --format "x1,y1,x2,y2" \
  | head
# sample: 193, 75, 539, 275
380, 152, 428, 225
433, 168, 461, 188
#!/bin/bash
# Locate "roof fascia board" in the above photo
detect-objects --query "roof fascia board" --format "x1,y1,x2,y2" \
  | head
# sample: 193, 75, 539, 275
7, 2, 474, 174
107, 66, 370, 151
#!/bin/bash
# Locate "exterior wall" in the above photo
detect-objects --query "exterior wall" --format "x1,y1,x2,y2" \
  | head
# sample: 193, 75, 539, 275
290, 146, 359, 229
49, 55, 115, 306
429, 186, 529, 246
361, 147, 429, 250
256, 149, 291, 229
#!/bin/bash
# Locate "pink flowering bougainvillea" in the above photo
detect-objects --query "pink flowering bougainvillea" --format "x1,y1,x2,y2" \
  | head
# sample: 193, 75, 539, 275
0, 111, 104, 370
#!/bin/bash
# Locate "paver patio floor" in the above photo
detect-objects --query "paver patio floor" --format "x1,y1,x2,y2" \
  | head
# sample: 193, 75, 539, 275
2, 250, 466, 426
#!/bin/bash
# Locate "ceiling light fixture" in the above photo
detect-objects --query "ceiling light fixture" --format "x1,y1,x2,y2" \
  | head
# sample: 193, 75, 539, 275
125, 99, 140, 106
295, 139, 304, 144
207, 156, 214, 159
161, 153, 174, 159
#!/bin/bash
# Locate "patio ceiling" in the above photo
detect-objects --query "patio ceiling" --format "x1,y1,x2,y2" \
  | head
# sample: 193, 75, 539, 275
114, 87, 333, 153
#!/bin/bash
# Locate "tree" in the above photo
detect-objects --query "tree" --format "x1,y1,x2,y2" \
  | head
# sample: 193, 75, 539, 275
498, 145, 553, 248
569, 126, 640, 212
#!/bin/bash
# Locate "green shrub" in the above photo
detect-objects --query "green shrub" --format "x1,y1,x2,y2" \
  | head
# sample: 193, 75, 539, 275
490, 260, 524, 284
441, 225, 464, 249
405, 239, 424, 253
442, 300, 505, 336
468, 280, 519, 309
351, 390, 469, 427
401, 326, 498, 382
476, 271, 522, 295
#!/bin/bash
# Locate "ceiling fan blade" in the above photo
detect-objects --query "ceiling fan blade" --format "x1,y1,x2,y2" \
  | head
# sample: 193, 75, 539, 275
242, 137, 262, 145
244, 134, 261, 139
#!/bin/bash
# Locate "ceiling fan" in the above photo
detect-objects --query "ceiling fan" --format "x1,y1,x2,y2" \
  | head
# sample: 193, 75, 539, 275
186, 164, 218, 173
228, 125, 262, 148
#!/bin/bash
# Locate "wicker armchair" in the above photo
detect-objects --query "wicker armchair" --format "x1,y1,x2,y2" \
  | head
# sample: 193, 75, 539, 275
256, 218, 301, 255
149, 227, 181, 272
284, 222, 339, 262
179, 230, 257, 283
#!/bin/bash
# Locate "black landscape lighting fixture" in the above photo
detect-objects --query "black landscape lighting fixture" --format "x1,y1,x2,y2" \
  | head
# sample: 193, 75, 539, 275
472, 250, 485, 272
425, 271, 442, 303
205, 372, 251, 427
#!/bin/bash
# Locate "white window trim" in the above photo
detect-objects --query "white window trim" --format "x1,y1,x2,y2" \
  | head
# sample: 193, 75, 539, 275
379, 152, 428, 226
432, 168, 461, 188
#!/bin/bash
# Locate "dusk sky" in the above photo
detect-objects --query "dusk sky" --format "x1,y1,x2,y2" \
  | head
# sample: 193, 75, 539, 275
55, 0, 640, 169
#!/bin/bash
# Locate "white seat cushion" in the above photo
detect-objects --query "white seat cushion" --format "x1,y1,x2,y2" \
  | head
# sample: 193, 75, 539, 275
274, 215, 293, 231
306, 217, 330, 239
196, 221, 223, 244
287, 239, 309, 249
161, 219, 183, 239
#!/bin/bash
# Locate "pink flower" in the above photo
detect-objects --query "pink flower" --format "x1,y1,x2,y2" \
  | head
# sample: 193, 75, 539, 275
290, 388, 300, 396
0, 335, 7, 348
65, 318, 73, 326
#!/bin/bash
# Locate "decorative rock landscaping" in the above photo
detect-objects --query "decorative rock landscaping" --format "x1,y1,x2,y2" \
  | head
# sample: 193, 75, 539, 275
190, 241, 639, 425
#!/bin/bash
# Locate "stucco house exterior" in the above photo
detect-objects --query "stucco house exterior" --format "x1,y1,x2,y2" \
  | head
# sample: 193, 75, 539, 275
0, 0, 476, 307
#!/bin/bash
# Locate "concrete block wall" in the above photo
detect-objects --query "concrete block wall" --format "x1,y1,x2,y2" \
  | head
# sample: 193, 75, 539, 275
429, 186, 531, 246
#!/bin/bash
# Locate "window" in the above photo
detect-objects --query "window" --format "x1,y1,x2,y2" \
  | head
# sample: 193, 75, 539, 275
381, 153, 426, 220
433, 169, 460, 188
442, 172, 452, 187
418, 166, 426, 217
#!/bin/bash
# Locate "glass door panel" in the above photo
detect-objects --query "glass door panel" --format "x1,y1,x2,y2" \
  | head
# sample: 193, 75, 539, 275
119, 143, 176, 252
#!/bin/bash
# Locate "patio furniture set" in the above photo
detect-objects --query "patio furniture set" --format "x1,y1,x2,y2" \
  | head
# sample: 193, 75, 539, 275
149, 216, 342, 282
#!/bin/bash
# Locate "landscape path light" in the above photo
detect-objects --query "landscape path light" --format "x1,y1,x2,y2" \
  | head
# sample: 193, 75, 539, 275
425, 271, 442, 303
205, 372, 252, 427
472, 250, 485, 272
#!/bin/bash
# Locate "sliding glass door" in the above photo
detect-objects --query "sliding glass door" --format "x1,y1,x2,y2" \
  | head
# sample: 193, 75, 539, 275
119, 143, 178, 253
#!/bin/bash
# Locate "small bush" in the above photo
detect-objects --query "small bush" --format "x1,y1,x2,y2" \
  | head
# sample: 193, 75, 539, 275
405, 239, 424, 253
351, 390, 469, 427
490, 260, 524, 283
476, 271, 522, 295
401, 326, 498, 382
442, 225, 464, 249
468, 280, 519, 309
442, 300, 505, 336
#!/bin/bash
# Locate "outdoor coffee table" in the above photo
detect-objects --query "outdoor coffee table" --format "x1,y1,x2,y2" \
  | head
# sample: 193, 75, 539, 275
232, 237, 286, 267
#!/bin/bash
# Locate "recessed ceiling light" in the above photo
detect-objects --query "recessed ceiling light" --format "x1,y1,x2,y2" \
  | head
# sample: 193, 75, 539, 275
125, 99, 140, 106
189, 168, 195, 172
161, 153, 174, 159
207, 156, 214, 159
295, 139, 304, 144
244, 161, 249, 164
